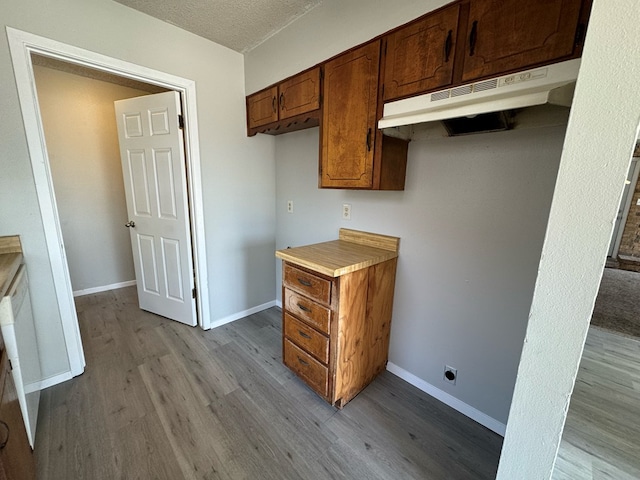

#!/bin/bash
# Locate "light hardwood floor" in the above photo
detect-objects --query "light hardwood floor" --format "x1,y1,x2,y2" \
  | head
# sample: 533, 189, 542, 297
35, 287, 502, 479
553, 327, 640, 480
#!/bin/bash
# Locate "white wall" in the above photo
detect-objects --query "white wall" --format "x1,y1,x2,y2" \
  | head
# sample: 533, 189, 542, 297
33, 65, 144, 293
274, 118, 566, 425
1, 0, 275, 379
248, 0, 567, 429
245, 0, 449, 94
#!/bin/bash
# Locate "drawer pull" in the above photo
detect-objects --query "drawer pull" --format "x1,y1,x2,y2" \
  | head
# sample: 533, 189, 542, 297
297, 356, 309, 366
297, 277, 312, 287
297, 303, 311, 312
0, 420, 9, 450
298, 330, 311, 339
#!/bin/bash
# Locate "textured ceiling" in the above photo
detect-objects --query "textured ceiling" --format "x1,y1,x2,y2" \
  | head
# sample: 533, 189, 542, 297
112, 0, 322, 53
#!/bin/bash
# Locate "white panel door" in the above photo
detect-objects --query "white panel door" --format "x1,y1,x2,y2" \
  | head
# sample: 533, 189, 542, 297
114, 91, 196, 326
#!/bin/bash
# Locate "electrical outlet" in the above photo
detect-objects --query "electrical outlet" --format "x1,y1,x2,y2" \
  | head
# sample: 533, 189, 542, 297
444, 365, 457, 385
342, 203, 351, 220
287, 200, 294, 213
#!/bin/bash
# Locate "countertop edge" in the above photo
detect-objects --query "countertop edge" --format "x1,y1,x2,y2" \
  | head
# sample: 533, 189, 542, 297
275, 246, 398, 277
0, 253, 24, 299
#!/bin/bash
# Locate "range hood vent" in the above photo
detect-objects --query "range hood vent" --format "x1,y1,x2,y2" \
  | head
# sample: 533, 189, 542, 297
379, 59, 581, 130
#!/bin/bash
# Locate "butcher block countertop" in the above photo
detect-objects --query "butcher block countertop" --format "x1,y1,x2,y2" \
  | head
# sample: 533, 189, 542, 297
0, 236, 23, 298
276, 229, 400, 277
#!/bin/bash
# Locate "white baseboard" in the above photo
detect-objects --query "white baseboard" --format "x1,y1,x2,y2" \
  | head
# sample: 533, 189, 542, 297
386, 362, 506, 437
276, 299, 282, 309
26, 371, 74, 392
73, 280, 136, 297
208, 300, 277, 330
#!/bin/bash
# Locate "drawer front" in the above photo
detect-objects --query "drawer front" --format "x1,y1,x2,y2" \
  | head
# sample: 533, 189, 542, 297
283, 263, 331, 305
284, 289, 331, 335
284, 313, 329, 364
284, 339, 329, 398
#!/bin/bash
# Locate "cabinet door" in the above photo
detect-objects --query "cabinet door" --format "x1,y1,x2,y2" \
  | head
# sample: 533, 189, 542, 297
0, 354, 36, 479
462, 0, 583, 82
246, 86, 278, 129
279, 68, 321, 120
321, 41, 380, 189
383, 4, 460, 101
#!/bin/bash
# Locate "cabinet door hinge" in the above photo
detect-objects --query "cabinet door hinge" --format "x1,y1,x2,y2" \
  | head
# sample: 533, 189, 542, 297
574, 23, 586, 46
178, 114, 185, 129
192, 287, 197, 299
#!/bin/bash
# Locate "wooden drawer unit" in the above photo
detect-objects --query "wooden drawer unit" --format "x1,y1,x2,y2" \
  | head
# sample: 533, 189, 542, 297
283, 288, 331, 335
284, 313, 330, 364
278, 229, 400, 408
283, 263, 331, 305
284, 339, 329, 398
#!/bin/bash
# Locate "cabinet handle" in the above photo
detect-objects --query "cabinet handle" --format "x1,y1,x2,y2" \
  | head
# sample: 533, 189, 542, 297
279, 93, 285, 109
366, 128, 372, 152
297, 277, 312, 287
444, 29, 453, 62
272, 96, 277, 113
469, 20, 478, 56
0, 420, 9, 450
298, 330, 312, 339
297, 356, 309, 366
297, 303, 311, 312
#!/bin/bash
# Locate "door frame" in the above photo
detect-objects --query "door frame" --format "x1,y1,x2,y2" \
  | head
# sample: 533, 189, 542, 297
7, 27, 212, 377
610, 157, 640, 258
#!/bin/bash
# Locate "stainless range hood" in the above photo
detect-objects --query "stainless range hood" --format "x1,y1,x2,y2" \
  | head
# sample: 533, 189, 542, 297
378, 59, 581, 130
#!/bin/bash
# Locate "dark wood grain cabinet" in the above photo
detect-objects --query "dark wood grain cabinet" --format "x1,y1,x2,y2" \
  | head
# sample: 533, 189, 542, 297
245, 0, 591, 189
383, 4, 460, 102
246, 67, 321, 136
460, 0, 586, 82
246, 86, 279, 130
320, 41, 409, 190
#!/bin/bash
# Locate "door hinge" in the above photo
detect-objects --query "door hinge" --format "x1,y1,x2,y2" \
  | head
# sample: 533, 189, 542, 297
178, 114, 184, 129
192, 287, 197, 299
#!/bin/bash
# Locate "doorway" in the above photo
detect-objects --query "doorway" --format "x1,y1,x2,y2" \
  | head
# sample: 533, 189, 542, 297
608, 157, 640, 258
7, 27, 212, 383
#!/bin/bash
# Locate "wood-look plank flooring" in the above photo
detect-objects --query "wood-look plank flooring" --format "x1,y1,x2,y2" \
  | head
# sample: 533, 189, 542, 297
35, 286, 502, 479
553, 327, 640, 480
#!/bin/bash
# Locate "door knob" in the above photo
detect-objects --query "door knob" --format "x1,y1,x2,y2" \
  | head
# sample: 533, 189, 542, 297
125, 220, 136, 228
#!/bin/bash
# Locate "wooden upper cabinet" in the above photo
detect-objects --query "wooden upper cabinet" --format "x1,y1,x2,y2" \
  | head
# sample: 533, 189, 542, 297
246, 68, 321, 135
246, 86, 278, 130
383, 4, 460, 102
278, 68, 321, 120
461, 0, 585, 82
321, 42, 381, 189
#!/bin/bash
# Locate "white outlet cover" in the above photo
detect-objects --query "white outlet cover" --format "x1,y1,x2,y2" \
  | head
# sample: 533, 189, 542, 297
287, 200, 294, 213
342, 203, 351, 220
